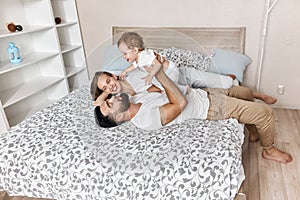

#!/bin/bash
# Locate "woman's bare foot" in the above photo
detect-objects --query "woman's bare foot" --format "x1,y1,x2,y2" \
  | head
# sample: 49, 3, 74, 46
249, 127, 258, 142
246, 125, 259, 142
262, 147, 293, 163
254, 92, 277, 104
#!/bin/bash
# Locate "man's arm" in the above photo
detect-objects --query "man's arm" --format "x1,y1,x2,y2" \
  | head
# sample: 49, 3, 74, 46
155, 66, 187, 125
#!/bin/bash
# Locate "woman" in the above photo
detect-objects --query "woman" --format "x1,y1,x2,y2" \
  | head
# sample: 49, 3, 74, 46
90, 68, 276, 107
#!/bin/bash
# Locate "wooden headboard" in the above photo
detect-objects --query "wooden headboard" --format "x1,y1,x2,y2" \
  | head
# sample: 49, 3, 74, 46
112, 26, 246, 54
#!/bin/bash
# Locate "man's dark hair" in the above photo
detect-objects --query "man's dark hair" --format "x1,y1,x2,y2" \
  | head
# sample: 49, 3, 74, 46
94, 106, 118, 128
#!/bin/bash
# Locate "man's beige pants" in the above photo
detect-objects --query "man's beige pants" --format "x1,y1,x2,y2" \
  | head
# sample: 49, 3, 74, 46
205, 86, 274, 149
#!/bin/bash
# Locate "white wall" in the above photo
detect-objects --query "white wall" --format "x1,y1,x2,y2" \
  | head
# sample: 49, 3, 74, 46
258, 0, 300, 109
77, 0, 300, 109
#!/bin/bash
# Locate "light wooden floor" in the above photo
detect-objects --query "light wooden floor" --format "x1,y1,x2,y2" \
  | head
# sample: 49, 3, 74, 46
242, 108, 300, 200
1, 108, 299, 200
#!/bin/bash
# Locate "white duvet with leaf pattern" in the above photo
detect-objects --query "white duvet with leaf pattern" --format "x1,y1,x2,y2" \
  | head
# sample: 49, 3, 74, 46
0, 85, 244, 200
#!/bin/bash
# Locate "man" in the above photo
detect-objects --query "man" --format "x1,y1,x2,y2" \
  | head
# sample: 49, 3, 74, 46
94, 67, 292, 163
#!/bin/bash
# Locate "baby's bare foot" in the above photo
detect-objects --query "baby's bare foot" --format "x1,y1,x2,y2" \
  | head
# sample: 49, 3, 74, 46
262, 147, 293, 163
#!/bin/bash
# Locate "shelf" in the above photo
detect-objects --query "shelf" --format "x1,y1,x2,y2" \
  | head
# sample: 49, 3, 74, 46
61, 44, 81, 53
51, 0, 78, 22
56, 21, 77, 28
65, 66, 86, 77
0, 26, 53, 39
0, 76, 64, 108
0, 0, 88, 131
0, 52, 59, 75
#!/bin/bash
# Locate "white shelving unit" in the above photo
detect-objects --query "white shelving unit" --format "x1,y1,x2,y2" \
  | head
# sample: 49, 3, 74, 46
0, 0, 89, 134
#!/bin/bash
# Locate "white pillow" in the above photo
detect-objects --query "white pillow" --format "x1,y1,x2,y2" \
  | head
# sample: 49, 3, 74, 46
208, 48, 251, 82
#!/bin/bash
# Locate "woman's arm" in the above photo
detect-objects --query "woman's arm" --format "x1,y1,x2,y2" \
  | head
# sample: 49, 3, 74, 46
93, 91, 110, 107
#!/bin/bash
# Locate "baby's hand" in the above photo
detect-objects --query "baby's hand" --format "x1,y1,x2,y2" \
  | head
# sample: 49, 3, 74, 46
142, 74, 154, 85
120, 71, 127, 80
93, 96, 104, 107
144, 66, 151, 73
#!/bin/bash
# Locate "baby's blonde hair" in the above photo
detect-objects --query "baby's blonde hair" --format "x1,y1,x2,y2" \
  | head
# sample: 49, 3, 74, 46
117, 32, 145, 51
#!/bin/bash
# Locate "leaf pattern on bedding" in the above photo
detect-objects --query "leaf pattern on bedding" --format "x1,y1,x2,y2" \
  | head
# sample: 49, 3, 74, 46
159, 47, 211, 71
0, 85, 244, 200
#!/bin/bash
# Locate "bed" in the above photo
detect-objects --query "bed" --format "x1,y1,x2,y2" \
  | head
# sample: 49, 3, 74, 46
0, 27, 249, 200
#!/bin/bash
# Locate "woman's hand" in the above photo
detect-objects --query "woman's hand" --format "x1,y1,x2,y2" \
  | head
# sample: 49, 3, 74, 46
93, 96, 104, 107
93, 91, 111, 107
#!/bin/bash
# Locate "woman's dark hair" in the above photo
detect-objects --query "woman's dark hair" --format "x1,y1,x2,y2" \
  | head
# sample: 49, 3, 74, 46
94, 106, 117, 128
90, 71, 114, 100
91, 71, 122, 128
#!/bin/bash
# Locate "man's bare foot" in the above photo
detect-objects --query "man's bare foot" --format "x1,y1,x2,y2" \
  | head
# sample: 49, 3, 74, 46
247, 125, 259, 142
262, 147, 293, 163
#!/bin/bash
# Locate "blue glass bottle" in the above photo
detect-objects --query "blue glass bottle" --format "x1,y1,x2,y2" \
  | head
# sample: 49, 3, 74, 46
7, 42, 22, 64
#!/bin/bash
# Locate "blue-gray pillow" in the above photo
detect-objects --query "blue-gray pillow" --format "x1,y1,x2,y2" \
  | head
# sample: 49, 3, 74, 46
208, 48, 251, 82
103, 44, 131, 72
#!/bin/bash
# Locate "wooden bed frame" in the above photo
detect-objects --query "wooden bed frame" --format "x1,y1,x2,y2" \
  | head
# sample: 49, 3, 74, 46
112, 26, 247, 200
112, 26, 245, 54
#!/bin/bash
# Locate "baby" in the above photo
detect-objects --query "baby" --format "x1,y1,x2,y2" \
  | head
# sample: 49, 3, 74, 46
117, 32, 180, 86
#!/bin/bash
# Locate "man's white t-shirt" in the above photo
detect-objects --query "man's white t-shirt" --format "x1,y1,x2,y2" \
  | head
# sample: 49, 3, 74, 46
130, 89, 209, 130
